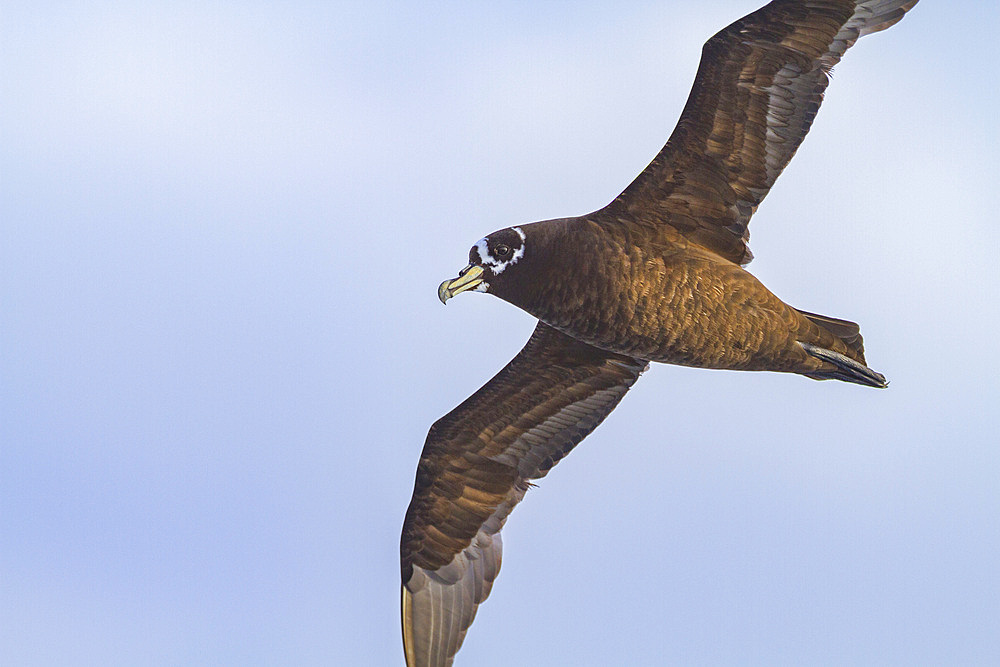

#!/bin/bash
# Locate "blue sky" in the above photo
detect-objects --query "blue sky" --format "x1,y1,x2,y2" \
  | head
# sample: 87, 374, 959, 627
2, 2, 998, 665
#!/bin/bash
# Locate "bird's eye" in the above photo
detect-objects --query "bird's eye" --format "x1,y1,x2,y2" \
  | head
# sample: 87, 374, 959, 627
494, 244, 511, 259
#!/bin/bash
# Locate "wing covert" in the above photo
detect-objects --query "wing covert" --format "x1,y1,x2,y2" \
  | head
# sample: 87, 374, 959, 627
400, 322, 647, 666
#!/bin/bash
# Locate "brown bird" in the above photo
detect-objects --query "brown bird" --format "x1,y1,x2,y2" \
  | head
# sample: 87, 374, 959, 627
401, 1, 917, 664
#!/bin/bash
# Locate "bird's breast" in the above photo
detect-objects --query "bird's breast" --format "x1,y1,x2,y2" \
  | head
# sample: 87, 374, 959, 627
522, 241, 804, 371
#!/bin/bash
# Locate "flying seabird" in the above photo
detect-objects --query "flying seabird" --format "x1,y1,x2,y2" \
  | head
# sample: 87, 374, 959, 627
400, 1, 918, 664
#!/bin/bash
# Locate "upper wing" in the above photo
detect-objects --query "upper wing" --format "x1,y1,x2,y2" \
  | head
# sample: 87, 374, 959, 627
400, 322, 647, 667
602, 0, 918, 265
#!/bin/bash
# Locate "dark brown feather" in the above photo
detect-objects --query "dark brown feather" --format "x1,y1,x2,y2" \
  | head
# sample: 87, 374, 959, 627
401, 323, 646, 666
602, 0, 917, 265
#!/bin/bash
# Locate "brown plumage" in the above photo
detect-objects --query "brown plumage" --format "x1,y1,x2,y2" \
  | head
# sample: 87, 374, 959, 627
401, 323, 646, 665
402, 1, 917, 664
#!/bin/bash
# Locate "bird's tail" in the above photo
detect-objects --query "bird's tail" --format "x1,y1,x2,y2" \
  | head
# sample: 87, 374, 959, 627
797, 309, 866, 360
800, 341, 887, 388
795, 310, 887, 388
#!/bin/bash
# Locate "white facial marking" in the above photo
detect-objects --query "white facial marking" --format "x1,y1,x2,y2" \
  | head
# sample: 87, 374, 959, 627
475, 229, 526, 276
474, 238, 490, 264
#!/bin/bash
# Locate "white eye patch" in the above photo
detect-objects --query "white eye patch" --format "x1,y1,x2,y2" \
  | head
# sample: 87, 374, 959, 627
475, 227, 526, 275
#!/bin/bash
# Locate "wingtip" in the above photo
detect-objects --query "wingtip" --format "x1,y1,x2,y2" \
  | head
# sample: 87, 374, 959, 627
401, 585, 416, 667
856, 0, 921, 38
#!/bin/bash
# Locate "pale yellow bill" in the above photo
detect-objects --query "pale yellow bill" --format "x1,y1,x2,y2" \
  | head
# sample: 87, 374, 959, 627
438, 265, 484, 304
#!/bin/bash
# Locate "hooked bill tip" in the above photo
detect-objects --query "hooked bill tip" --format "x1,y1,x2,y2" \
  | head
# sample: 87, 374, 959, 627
437, 280, 452, 305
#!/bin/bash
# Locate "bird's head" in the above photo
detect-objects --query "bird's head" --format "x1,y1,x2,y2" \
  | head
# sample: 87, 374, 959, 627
438, 226, 529, 304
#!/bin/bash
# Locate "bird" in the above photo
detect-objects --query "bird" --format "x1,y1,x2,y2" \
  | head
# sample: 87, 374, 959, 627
400, 1, 918, 664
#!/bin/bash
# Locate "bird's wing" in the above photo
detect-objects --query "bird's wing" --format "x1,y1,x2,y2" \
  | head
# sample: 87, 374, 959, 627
400, 322, 647, 667
601, 0, 917, 265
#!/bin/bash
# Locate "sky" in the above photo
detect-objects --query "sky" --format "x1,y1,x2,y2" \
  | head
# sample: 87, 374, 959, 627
2, 1, 999, 665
